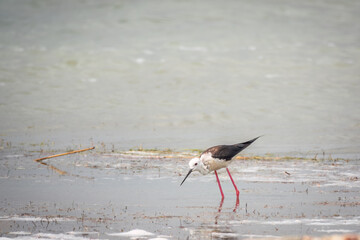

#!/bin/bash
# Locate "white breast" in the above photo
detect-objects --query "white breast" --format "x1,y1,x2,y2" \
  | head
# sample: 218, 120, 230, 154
200, 152, 232, 172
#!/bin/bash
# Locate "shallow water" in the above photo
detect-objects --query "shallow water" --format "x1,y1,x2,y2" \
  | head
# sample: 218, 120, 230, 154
0, 0, 360, 153
0, 150, 359, 239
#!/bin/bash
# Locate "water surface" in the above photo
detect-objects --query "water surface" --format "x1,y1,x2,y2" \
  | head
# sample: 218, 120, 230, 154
0, 150, 359, 239
0, 0, 359, 153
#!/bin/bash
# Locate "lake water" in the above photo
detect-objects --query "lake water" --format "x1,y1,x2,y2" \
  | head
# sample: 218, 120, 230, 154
0, 0, 359, 155
0, 151, 359, 239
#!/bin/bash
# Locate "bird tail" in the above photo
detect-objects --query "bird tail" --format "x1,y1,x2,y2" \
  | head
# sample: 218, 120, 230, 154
234, 135, 262, 151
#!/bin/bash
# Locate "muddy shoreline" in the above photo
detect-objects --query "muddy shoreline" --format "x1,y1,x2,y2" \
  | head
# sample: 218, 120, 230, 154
0, 149, 359, 239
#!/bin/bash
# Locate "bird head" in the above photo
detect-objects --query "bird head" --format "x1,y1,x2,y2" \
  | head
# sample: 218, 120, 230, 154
180, 157, 201, 186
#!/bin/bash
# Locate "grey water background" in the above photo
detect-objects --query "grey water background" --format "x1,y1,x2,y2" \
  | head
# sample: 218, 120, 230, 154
0, 0, 359, 154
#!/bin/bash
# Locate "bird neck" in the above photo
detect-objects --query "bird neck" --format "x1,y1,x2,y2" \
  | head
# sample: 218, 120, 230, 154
197, 161, 210, 175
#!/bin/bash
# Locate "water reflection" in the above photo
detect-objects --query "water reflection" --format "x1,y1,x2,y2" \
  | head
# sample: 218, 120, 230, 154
215, 197, 240, 225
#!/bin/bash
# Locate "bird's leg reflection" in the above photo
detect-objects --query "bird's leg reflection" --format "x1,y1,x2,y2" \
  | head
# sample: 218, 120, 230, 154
218, 198, 224, 213
233, 196, 240, 212
215, 198, 224, 224
215, 197, 239, 224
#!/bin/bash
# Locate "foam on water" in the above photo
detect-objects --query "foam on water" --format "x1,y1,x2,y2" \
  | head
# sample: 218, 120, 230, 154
0, 233, 101, 240
241, 234, 281, 239
107, 229, 155, 237
230, 217, 360, 226
8, 232, 31, 235
0, 215, 75, 222
211, 232, 239, 238
66, 232, 99, 236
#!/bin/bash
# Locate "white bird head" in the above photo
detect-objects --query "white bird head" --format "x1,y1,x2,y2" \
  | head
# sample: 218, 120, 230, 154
180, 157, 202, 186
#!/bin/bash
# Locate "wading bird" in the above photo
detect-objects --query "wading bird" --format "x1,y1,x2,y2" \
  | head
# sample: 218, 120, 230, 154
180, 136, 260, 199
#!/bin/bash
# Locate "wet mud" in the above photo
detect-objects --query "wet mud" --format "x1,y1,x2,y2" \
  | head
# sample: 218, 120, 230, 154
0, 149, 359, 239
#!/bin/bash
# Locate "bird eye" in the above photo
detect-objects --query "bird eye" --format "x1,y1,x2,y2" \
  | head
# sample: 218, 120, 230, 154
195, 163, 198, 166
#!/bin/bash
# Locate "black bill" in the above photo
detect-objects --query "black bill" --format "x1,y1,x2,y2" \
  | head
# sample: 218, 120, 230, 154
180, 169, 193, 186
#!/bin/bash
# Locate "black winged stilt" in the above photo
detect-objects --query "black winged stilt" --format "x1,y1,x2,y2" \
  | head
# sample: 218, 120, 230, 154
180, 136, 260, 199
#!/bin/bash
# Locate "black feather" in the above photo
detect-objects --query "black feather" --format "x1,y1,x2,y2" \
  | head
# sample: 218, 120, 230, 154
201, 136, 261, 161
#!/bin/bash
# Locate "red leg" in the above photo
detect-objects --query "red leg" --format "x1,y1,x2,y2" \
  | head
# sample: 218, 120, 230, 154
226, 168, 240, 197
214, 170, 224, 199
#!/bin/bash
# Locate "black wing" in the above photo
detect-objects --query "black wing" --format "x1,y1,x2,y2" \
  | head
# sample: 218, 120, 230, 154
201, 136, 261, 161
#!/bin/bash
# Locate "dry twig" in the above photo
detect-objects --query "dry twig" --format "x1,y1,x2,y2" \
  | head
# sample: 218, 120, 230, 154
34, 147, 95, 162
